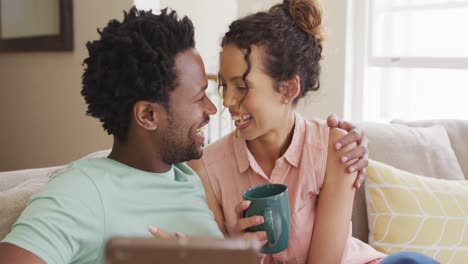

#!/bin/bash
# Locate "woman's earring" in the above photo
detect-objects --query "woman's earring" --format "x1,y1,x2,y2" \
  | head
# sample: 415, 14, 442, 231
283, 98, 289, 104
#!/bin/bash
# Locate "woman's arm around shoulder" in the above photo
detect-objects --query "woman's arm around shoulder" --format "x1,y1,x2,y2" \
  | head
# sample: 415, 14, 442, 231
188, 159, 228, 235
307, 128, 358, 264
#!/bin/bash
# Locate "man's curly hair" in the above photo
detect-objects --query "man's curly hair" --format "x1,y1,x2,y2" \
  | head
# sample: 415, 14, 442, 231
81, 7, 195, 142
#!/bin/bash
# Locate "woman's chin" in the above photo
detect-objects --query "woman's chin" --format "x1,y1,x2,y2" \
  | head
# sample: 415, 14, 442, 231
238, 129, 258, 141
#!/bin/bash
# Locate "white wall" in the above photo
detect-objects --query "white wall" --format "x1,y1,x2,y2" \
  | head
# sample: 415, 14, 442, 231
159, 0, 238, 75
297, 0, 348, 120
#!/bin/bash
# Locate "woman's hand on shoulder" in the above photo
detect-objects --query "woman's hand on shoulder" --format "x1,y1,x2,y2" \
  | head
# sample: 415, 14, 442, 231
324, 127, 359, 187
326, 114, 368, 188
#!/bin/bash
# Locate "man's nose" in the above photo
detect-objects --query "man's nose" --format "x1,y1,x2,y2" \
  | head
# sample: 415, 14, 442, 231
206, 97, 217, 115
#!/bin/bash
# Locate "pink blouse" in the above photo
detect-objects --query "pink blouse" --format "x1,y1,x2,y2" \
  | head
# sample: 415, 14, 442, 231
201, 113, 386, 264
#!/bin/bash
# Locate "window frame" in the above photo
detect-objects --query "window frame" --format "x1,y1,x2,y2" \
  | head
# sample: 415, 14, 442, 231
347, 0, 468, 120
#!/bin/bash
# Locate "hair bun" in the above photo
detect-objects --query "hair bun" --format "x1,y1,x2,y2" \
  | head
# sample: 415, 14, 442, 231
282, 0, 323, 42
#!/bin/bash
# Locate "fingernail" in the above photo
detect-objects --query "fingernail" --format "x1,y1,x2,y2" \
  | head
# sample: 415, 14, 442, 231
256, 216, 264, 224
356, 183, 360, 189
349, 166, 355, 173
148, 225, 157, 232
341, 156, 348, 163
335, 143, 342, 150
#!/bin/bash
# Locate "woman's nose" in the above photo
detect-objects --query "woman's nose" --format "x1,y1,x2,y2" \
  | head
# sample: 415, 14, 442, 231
222, 85, 238, 108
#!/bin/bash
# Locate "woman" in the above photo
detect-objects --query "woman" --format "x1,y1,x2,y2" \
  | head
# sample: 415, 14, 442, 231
186, 1, 439, 264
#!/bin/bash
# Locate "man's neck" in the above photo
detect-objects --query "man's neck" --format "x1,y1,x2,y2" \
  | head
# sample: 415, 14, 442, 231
107, 136, 172, 174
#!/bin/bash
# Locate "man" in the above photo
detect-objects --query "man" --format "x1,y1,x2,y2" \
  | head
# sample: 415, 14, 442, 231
0, 7, 368, 264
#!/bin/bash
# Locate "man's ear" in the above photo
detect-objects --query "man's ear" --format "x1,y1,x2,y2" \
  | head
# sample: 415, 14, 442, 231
133, 101, 161, 131
279, 75, 301, 103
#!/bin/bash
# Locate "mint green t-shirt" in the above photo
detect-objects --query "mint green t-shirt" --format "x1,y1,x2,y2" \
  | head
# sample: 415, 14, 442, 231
2, 158, 223, 264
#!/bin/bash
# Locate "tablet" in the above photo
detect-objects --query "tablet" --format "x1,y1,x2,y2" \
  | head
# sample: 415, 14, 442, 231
105, 237, 261, 264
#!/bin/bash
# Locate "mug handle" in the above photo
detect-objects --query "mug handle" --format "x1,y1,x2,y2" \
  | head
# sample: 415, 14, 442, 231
264, 208, 279, 247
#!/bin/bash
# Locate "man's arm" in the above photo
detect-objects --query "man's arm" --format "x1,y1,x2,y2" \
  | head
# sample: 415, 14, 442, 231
0, 243, 44, 264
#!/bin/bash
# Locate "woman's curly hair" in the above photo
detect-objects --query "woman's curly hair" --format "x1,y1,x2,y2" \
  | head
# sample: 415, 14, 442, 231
221, 0, 324, 104
81, 7, 195, 142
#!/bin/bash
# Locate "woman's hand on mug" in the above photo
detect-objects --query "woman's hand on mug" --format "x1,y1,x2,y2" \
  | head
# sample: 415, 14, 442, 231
234, 200, 268, 243
148, 225, 186, 239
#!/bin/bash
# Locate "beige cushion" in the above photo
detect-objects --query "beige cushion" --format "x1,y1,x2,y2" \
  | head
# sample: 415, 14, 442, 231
0, 149, 110, 192
358, 122, 464, 180
392, 119, 468, 179
352, 123, 464, 242
366, 160, 468, 264
0, 166, 64, 192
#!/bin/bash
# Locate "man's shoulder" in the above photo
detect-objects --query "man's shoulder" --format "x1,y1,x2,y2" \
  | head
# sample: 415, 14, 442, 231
173, 162, 199, 180
36, 159, 107, 201
47, 164, 90, 187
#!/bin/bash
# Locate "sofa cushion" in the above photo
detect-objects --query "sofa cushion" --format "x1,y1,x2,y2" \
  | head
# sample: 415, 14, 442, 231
357, 122, 464, 180
0, 166, 64, 192
0, 149, 110, 193
352, 123, 464, 243
392, 119, 468, 179
365, 160, 468, 264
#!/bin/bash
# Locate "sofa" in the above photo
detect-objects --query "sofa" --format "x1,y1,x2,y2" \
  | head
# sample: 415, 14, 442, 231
352, 119, 468, 242
1, 119, 467, 262
352, 119, 468, 263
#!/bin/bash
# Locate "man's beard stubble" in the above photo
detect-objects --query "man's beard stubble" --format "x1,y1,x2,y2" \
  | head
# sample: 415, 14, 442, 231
159, 115, 201, 165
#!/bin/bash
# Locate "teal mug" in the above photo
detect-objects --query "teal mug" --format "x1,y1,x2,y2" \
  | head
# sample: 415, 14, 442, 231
242, 183, 290, 254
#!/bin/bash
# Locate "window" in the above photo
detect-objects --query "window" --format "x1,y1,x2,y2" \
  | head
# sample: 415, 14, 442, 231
348, 0, 468, 121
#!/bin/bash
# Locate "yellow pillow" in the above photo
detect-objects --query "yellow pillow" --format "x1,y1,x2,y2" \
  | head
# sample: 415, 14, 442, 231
365, 160, 468, 264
